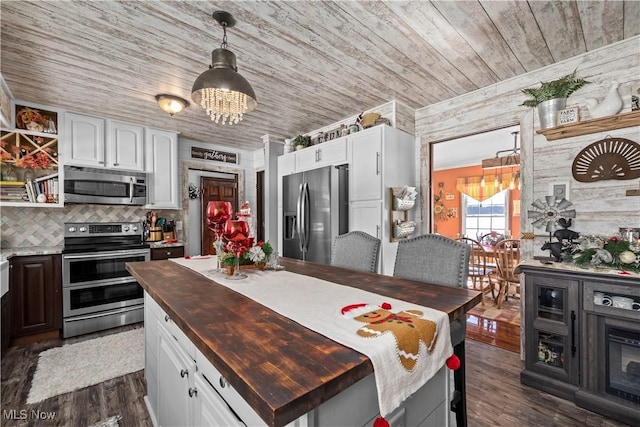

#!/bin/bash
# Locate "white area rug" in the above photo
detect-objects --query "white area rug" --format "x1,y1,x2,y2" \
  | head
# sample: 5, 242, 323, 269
27, 328, 144, 404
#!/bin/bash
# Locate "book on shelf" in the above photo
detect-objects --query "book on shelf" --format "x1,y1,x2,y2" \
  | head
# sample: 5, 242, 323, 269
0, 180, 26, 186
34, 172, 59, 182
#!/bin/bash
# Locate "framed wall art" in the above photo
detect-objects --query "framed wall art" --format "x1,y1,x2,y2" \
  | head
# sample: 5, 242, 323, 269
557, 105, 579, 126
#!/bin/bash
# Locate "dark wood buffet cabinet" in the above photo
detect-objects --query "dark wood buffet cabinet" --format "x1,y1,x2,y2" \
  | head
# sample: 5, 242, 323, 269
9, 255, 63, 345
520, 264, 640, 425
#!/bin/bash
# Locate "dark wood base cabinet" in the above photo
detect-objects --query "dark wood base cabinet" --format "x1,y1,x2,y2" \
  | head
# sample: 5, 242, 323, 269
10, 255, 62, 342
1, 291, 11, 355
151, 246, 184, 261
520, 265, 640, 426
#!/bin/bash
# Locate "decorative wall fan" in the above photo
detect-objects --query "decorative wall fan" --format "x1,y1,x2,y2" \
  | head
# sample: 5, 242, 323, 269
572, 136, 640, 182
527, 195, 576, 232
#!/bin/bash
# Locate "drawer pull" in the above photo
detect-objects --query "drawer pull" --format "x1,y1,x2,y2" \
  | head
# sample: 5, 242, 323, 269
180, 369, 189, 378
166, 251, 172, 256
219, 377, 227, 388
188, 387, 197, 397
164, 314, 170, 322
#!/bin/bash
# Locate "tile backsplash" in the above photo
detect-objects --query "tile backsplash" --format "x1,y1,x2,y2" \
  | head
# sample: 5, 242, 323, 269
1, 205, 182, 248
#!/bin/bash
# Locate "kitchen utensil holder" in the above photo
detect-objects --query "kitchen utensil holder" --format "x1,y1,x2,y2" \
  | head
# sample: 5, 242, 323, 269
148, 227, 162, 242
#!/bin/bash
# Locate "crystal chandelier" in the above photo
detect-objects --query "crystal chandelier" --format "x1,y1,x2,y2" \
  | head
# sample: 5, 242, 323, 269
191, 11, 257, 125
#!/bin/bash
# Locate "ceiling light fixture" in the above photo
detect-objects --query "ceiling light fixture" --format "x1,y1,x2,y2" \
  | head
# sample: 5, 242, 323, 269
482, 131, 521, 170
155, 94, 189, 116
191, 11, 257, 125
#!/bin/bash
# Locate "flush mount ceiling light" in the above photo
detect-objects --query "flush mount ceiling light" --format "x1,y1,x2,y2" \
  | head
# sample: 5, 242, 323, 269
155, 94, 189, 116
191, 11, 257, 125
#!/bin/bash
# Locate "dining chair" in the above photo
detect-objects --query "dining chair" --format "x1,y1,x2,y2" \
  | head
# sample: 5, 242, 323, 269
457, 237, 495, 305
393, 234, 470, 427
330, 231, 381, 273
493, 239, 521, 309
479, 231, 505, 247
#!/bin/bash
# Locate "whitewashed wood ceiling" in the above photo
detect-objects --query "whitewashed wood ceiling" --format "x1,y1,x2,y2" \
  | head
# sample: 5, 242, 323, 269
2, 1, 639, 151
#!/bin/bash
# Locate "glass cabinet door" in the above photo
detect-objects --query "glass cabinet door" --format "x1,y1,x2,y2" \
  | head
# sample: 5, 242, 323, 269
537, 286, 566, 322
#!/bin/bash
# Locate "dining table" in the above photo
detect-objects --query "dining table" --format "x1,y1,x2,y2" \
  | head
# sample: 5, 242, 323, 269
127, 257, 482, 426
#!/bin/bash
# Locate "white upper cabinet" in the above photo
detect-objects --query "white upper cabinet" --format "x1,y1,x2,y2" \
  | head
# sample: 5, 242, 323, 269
294, 138, 347, 172
64, 112, 106, 168
64, 112, 144, 171
145, 128, 179, 209
349, 127, 383, 201
107, 121, 144, 171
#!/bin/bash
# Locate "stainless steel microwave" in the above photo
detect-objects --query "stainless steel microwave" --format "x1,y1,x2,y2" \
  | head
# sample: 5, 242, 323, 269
63, 165, 147, 205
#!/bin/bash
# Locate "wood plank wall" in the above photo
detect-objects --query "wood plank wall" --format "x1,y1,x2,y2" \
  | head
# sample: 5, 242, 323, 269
415, 36, 640, 263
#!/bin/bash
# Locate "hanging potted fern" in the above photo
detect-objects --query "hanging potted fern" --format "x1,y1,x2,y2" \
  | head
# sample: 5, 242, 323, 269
520, 70, 590, 129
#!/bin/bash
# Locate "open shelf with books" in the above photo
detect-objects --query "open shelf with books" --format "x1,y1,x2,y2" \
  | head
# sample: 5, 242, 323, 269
1, 129, 62, 206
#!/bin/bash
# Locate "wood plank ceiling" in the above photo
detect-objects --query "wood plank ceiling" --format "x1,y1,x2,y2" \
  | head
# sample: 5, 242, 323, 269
1, 1, 638, 151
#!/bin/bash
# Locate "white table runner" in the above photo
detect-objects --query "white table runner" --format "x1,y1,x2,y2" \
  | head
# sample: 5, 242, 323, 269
170, 257, 453, 417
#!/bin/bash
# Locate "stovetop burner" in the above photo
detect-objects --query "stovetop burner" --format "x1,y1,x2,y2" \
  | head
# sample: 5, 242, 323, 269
63, 221, 148, 253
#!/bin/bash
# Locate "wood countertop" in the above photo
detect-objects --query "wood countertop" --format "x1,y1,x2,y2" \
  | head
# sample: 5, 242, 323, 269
126, 257, 481, 427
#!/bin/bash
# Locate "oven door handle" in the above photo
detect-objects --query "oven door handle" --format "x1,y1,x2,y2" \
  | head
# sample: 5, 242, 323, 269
63, 249, 150, 260
129, 177, 134, 204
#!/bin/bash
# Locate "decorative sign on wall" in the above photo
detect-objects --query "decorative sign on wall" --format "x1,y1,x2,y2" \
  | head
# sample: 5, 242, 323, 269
191, 146, 238, 164
557, 105, 579, 126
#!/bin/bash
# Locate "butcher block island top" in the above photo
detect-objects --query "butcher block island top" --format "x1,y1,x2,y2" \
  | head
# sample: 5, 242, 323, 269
126, 257, 481, 426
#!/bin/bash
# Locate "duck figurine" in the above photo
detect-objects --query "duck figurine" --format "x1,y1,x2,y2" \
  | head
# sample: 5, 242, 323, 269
585, 81, 623, 119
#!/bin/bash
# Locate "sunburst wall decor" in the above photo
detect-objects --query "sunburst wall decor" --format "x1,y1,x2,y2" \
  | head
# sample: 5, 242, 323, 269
572, 136, 640, 182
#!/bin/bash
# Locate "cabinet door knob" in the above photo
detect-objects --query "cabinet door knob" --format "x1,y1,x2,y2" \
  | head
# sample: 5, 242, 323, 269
188, 387, 197, 397
180, 369, 189, 378
164, 314, 170, 322
166, 251, 172, 256
219, 377, 227, 388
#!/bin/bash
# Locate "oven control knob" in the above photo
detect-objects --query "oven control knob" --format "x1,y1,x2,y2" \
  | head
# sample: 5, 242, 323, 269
79, 226, 87, 233
68, 226, 76, 233
131, 225, 138, 232
123, 225, 130, 232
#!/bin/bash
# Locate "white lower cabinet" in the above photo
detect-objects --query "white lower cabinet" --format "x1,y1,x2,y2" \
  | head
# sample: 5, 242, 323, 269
157, 323, 195, 427
144, 292, 448, 427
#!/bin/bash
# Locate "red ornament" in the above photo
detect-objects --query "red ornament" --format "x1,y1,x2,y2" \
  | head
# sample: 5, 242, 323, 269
381, 302, 392, 310
609, 236, 618, 242
446, 354, 461, 370
373, 417, 390, 427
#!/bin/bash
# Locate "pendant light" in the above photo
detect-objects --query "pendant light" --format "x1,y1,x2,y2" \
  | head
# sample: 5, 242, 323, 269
191, 11, 257, 125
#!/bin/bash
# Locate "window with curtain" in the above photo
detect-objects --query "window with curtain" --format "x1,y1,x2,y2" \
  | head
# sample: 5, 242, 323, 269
463, 190, 508, 241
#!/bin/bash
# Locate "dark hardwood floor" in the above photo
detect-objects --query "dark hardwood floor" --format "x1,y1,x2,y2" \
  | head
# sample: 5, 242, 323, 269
1, 324, 152, 427
1, 324, 631, 426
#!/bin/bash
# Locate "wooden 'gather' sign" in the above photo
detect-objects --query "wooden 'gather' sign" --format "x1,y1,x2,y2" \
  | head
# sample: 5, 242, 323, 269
191, 146, 238, 164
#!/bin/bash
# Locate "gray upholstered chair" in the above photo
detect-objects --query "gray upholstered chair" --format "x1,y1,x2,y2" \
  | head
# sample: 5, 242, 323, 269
393, 234, 470, 427
331, 231, 381, 273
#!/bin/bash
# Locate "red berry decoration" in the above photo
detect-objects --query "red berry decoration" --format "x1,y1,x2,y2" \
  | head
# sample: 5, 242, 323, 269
373, 417, 390, 427
446, 354, 461, 370
381, 302, 392, 310
609, 236, 618, 242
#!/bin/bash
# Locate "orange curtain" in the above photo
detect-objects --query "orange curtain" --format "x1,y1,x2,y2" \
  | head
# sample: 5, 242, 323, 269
456, 173, 515, 202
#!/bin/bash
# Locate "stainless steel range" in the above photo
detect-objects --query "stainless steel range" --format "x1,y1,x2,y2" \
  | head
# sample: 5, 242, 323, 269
62, 221, 150, 338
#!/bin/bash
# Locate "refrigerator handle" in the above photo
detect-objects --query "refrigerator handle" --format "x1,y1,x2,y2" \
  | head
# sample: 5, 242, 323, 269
296, 183, 304, 253
302, 182, 311, 254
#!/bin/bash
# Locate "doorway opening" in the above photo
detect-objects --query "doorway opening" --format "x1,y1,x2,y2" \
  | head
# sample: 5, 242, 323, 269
430, 124, 521, 353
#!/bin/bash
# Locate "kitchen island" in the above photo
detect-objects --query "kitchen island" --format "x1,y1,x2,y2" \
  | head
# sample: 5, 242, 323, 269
127, 257, 481, 426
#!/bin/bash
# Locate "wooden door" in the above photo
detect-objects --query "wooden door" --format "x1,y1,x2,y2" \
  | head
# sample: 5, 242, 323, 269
201, 177, 237, 255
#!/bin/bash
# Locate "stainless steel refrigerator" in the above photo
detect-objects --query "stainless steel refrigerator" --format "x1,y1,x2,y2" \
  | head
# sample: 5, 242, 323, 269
282, 164, 348, 264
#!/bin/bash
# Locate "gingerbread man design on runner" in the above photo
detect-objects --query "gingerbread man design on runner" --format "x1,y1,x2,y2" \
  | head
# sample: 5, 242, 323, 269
342, 302, 439, 371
